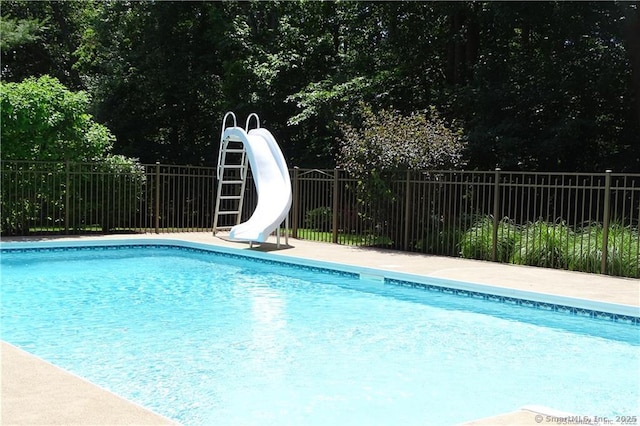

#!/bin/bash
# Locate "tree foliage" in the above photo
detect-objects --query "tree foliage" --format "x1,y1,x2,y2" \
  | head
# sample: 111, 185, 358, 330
0, 15, 45, 51
1, 75, 114, 161
73, 1, 230, 165
2, 1, 639, 172
0, 0, 87, 89
456, 2, 640, 171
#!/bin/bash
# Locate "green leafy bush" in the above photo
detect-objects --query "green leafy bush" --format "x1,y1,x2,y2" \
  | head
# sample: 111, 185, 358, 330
305, 207, 333, 231
71, 156, 147, 232
1, 75, 114, 161
415, 222, 464, 256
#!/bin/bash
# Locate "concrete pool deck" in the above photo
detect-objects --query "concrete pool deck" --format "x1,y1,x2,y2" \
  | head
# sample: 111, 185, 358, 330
1, 232, 639, 425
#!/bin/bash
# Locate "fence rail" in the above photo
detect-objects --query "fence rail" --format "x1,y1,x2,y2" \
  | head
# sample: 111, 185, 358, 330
2, 161, 638, 277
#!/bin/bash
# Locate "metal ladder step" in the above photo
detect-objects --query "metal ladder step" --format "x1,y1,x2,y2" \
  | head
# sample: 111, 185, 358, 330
220, 180, 244, 185
219, 195, 242, 200
217, 210, 241, 215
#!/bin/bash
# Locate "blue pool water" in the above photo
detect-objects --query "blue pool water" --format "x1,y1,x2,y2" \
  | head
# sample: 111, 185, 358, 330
1, 244, 638, 425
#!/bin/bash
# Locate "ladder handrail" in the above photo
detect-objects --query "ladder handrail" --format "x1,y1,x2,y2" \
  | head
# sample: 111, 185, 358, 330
217, 112, 237, 179
245, 113, 260, 132
221, 111, 237, 138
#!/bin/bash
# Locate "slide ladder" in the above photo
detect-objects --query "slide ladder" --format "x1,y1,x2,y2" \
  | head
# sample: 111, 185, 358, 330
212, 112, 250, 234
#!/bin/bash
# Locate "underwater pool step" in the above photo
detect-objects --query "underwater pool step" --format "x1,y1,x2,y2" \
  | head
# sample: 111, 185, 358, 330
359, 272, 385, 282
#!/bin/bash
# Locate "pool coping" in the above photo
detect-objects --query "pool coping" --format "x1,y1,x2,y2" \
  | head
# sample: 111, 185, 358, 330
1, 341, 176, 425
1, 233, 639, 425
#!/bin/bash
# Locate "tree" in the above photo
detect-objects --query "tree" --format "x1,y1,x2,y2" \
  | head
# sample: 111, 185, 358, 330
5, 1, 637, 172
0, 14, 45, 51
0, 0, 89, 89
75, 1, 229, 165
455, 2, 639, 171
622, 2, 640, 129
223, 0, 352, 167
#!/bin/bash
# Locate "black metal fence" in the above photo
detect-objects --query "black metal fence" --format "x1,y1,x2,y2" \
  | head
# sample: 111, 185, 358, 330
2, 161, 638, 277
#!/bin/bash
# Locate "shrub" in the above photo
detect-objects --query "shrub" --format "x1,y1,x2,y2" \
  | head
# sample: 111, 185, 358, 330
305, 207, 333, 231
337, 103, 466, 175
337, 103, 467, 250
566, 224, 603, 273
606, 223, 640, 278
1, 157, 147, 235
415, 222, 464, 256
459, 217, 639, 278
77, 156, 147, 232
1, 75, 114, 161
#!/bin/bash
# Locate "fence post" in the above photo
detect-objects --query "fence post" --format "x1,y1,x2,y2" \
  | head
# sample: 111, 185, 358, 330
332, 167, 340, 244
65, 160, 70, 234
600, 170, 612, 274
155, 162, 160, 234
492, 168, 501, 262
292, 167, 299, 239
403, 170, 412, 251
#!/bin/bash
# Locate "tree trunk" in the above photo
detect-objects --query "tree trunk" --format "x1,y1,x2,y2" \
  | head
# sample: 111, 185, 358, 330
623, 3, 640, 127
446, 5, 480, 85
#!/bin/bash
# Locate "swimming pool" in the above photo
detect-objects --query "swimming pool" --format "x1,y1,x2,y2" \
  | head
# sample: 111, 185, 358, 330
1, 240, 638, 425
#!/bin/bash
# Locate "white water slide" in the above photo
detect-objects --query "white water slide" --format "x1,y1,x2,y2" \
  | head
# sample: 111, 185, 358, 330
214, 112, 292, 245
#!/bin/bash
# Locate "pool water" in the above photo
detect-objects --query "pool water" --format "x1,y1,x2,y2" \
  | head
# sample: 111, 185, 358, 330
1, 245, 638, 425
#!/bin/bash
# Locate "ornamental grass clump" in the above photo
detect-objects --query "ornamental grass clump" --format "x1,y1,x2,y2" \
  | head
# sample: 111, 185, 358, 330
608, 224, 640, 278
511, 221, 572, 268
566, 224, 603, 273
605, 223, 640, 278
459, 216, 638, 277
459, 216, 519, 262
569, 223, 640, 277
